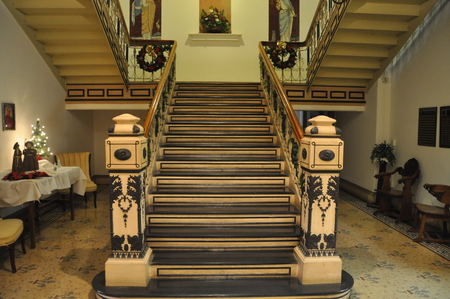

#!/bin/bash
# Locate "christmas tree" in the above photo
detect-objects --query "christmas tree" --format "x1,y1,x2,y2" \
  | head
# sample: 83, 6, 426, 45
29, 119, 52, 157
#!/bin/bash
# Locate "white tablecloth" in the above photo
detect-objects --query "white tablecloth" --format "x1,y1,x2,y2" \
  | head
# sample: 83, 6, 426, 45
0, 164, 87, 208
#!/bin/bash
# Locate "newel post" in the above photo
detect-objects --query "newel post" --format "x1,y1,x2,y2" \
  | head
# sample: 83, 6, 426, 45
295, 115, 344, 284
104, 113, 151, 286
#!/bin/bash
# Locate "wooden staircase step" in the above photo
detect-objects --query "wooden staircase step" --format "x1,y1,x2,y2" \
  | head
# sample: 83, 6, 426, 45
149, 186, 294, 195
170, 106, 269, 114
172, 97, 265, 106
146, 226, 300, 249
162, 135, 278, 145
146, 205, 299, 226
173, 91, 264, 98
167, 114, 272, 123
164, 124, 274, 135
150, 250, 297, 278
152, 176, 290, 188
175, 82, 263, 91
149, 193, 294, 205
159, 146, 281, 158
156, 160, 285, 173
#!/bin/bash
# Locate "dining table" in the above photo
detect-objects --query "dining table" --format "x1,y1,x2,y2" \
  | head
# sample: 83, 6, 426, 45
0, 160, 87, 249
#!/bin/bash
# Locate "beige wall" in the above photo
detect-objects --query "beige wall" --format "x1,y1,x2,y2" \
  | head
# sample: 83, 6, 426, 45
336, 1, 450, 205
0, 2, 94, 174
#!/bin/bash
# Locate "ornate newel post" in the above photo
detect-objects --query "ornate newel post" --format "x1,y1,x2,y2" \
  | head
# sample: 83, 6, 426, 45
104, 113, 151, 286
295, 115, 344, 284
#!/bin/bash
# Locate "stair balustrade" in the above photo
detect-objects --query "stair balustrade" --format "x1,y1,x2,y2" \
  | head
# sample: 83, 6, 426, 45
92, 0, 175, 86
304, 0, 350, 88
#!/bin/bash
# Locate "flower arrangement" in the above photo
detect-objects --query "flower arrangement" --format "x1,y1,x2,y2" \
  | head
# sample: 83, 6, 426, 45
370, 141, 396, 166
136, 44, 172, 73
200, 6, 231, 33
265, 42, 297, 70
2, 171, 49, 181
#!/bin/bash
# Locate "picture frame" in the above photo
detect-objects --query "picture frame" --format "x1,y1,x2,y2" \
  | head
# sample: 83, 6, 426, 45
2, 103, 16, 131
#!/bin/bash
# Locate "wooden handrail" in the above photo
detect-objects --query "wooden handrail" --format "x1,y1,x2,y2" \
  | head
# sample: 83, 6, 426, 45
143, 41, 177, 138
258, 42, 304, 142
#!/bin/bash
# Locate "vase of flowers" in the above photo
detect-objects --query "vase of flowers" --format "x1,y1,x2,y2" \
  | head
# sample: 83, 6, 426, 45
200, 6, 231, 33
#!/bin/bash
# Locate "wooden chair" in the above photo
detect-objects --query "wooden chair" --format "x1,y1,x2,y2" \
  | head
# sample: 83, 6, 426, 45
0, 218, 26, 273
373, 158, 420, 222
413, 184, 450, 243
55, 152, 98, 208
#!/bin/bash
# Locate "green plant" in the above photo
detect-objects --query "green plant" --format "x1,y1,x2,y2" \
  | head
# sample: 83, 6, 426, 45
200, 6, 231, 33
370, 141, 396, 166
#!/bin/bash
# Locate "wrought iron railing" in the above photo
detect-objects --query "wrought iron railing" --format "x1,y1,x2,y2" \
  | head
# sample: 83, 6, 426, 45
259, 42, 304, 193
92, 0, 130, 86
93, 0, 175, 85
304, 0, 350, 88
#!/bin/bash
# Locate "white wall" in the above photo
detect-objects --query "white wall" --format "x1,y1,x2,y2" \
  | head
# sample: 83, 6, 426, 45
335, 0, 450, 205
0, 2, 94, 173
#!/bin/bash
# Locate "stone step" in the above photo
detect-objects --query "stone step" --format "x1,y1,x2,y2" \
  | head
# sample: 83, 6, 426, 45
159, 146, 281, 159
172, 97, 265, 106
169, 106, 269, 115
149, 250, 298, 279
146, 225, 301, 250
148, 191, 295, 205
161, 135, 278, 145
164, 124, 274, 135
167, 114, 272, 124
146, 204, 300, 226
155, 160, 285, 174
151, 175, 290, 189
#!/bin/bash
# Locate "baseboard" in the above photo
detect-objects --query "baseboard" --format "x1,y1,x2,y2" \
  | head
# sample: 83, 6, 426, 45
340, 179, 375, 204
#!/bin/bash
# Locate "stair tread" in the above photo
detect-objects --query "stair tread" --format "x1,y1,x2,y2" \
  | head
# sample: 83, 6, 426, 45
93, 272, 354, 297
151, 250, 296, 265
149, 187, 295, 194
160, 144, 280, 148
147, 226, 300, 237
147, 204, 299, 214
152, 172, 289, 177
157, 157, 283, 161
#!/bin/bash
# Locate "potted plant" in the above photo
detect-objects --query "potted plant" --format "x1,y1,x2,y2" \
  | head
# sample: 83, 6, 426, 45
200, 6, 231, 33
370, 140, 396, 167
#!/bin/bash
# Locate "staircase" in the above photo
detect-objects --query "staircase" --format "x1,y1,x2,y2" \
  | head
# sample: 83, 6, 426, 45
93, 82, 353, 298
147, 82, 300, 277
313, 0, 439, 89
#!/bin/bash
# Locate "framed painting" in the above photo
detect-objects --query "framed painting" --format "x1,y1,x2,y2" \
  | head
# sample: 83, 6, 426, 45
130, 0, 162, 40
2, 103, 15, 131
199, 0, 231, 33
269, 0, 299, 42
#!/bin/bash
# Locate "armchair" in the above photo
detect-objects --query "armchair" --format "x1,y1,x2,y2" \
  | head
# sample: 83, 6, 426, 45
55, 152, 98, 208
413, 184, 450, 243
373, 158, 420, 222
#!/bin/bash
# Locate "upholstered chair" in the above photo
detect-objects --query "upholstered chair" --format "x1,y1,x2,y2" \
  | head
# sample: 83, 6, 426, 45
55, 152, 98, 208
0, 217, 26, 273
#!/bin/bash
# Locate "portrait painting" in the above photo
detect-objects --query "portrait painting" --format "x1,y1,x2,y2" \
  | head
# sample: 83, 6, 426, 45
2, 103, 15, 131
130, 0, 162, 40
269, 0, 300, 42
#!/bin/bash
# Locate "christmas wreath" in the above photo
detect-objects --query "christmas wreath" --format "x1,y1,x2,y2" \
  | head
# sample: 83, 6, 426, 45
266, 42, 297, 70
136, 44, 172, 73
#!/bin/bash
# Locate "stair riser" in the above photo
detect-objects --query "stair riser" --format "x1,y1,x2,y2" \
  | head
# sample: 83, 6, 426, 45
156, 161, 285, 172
159, 148, 281, 158
169, 107, 269, 114
173, 92, 264, 98
172, 98, 265, 106
147, 239, 300, 250
167, 115, 272, 123
150, 265, 298, 279
152, 177, 290, 187
162, 136, 278, 144
148, 195, 294, 205
147, 215, 300, 226
164, 125, 274, 135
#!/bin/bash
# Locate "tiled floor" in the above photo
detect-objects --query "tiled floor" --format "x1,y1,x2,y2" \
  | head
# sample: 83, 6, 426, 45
0, 187, 449, 299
